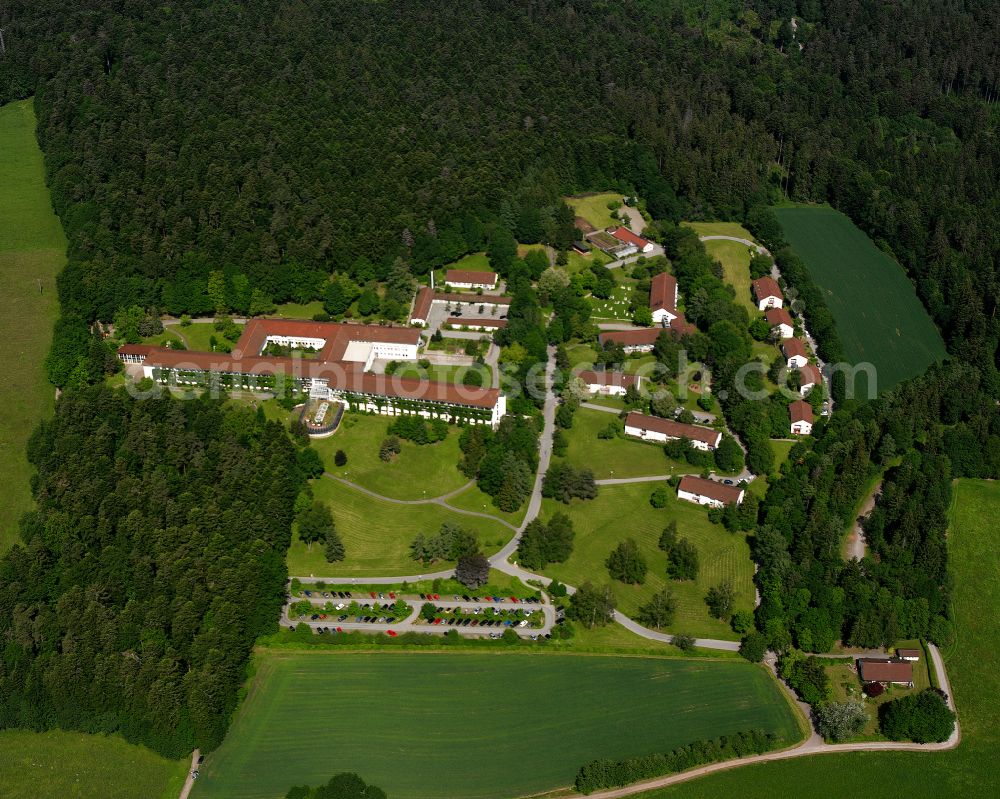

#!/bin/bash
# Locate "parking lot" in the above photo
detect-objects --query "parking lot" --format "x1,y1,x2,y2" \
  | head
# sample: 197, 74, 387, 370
283, 589, 557, 640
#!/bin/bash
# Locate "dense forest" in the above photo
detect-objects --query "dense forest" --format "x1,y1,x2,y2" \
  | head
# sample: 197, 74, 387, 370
0, 389, 304, 756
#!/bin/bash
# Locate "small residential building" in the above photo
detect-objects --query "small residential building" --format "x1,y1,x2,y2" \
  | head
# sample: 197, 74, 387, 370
797, 363, 822, 396
765, 307, 795, 339
649, 272, 678, 325
445, 269, 498, 291
752, 276, 784, 310
624, 411, 721, 451
781, 337, 809, 368
609, 226, 655, 254
789, 400, 814, 436
897, 648, 922, 662
858, 658, 914, 687
677, 475, 745, 508
598, 328, 662, 353
118, 344, 156, 364
576, 370, 641, 397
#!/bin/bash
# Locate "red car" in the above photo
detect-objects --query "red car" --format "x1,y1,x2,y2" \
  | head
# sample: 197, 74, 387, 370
432, 593, 440, 600
388, 592, 396, 599
335, 626, 343, 632
434, 618, 443, 625
510, 597, 519, 603
386, 630, 397, 637
370, 591, 377, 598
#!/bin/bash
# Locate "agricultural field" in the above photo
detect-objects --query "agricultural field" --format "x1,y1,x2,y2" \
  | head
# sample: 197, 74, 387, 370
0, 100, 66, 552
773, 206, 946, 393
0, 729, 187, 799
566, 191, 627, 230
538, 482, 756, 639
559, 407, 690, 479
310, 412, 468, 499
286, 476, 511, 577
192, 652, 801, 799
637, 479, 1000, 798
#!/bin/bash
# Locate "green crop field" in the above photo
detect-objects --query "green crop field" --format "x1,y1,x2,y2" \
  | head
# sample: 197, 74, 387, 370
538, 482, 755, 639
286, 476, 512, 577
192, 652, 801, 799
0, 729, 187, 799
773, 206, 945, 393
636, 479, 1000, 798
310, 412, 469, 499
0, 100, 66, 551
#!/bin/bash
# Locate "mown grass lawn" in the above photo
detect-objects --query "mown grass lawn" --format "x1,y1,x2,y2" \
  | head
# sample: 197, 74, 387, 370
773, 206, 945, 392
309, 412, 469, 499
537, 482, 755, 639
684, 220, 757, 241
0, 100, 65, 552
704, 237, 759, 315
193, 652, 800, 799
443, 481, 526, 527
393, 360, 491, 386
287, 476, 512, 577
566, 191, 626, 230
636, 479, 1000, 798
0, 729, 187, 799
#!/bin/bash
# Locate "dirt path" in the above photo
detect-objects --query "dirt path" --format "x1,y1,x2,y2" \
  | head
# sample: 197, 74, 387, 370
178, 749, 200, 799
844, 479, 882, 560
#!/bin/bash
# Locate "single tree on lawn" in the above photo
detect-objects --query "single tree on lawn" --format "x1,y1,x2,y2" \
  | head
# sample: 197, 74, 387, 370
705, 580, 736, 621
324, 528, 345, 562
814, 700, 869, 742
637, 589, 677, 629
658, 520, 677, 551
334, 449, 348, 467
667, 537, 699, 580
297, 502, 335, 549
568, 582, 616, 628
455, 552, 491, 589
606, 539, 648, 584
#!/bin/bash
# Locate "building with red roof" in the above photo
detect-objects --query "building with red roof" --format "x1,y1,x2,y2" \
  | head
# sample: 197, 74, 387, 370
781, 337, 809, 368
765, 307, 795, 338
576, 370, 641, 397
677, 475, 745, 508
752, 276, 783, 310
789, 399, 814, 436
624, 411, 721, 451
650, 272, 678, 324
444, 269, 498, 290
609, 226, 655, 253
797, 363, 822, 396
858, 658, 914, 687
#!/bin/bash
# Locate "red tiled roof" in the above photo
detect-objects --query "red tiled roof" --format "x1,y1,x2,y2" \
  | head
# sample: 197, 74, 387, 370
798, 363, 822, 387
765, 307, 794, 328
789, 400, 814, 424
598, 328, 662, 348
432, 291, 511, 305
752, 276, 782, 301
781, 337, 808, 360
858, 658, 913, 683
445, 269, 497, 286
411, 286, 434, 321
609, 226, 650, 249
670, 312, 697, 337
650, 272, 677, 314
677, 475, 744, 505
624, 412, 721, 447
576, 370, 639, 388
897, 649, 922, 660
118, 344, 156, 356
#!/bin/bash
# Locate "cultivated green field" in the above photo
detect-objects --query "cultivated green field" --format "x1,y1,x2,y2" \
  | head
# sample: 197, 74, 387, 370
538, 483, 755, 639
310, 412, 469, 499
637, 479, 1000, 798
0, 100, 66, 551
193, 652, 801, 799
0, 729, 188, 799
567, 191, 626, 230
773, 206, 945, 393
286, 476, 512, 577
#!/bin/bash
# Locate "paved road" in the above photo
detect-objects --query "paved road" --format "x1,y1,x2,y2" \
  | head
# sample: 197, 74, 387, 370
699, 235, 771, 257
603, 244, 666, 270
620, 205, 647, 236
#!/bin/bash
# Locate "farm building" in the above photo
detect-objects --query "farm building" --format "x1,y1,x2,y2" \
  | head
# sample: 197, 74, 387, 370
587, 229, 636, 258
789, 400, 814, 436
781, 337, 809, 368
752, 276, 783, 310
624, 411, 721, 451
797, 363, 822, 396
897, 649, 922, 662
857, 658, 914, 687
576, 370, 641, 396
120, 318, 506, 427
572, 240, 592, 254
609, 226, 655, 254
765, 307, 795, 339
650, 272, 678, 325
677, 475, 745, 508
445, 269, 498, 290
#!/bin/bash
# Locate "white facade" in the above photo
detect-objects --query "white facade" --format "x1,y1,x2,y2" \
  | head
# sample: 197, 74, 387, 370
448, 279, 496, 290
651, 308, 677, 325
678, 487, 745, 508
773, 321, 794, 339
586, 382, 629, 397
799, 378, 817, 397
757, 295, 783, 311
261, 334, 326, 353
623, 422, 718, 451
790, 418, 813, 436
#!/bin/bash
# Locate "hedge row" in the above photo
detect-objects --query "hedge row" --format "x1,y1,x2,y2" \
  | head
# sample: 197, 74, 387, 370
574, 728, 780, 793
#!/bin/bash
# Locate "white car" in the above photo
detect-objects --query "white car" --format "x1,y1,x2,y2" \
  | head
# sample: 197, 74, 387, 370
518, 620, 528, 627
335, 603, 345, 610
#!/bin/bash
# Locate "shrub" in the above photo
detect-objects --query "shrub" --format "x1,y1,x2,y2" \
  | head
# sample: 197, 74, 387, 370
739, 632, 768, 662
379, 436, 401, 461
649, 486, 669, 508
334, 449, 348, 467
814, 700, 868, 742
672, 633, 696, 652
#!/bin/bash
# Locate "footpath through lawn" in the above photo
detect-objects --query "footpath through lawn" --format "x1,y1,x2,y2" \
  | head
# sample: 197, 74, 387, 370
0, 100, 65, 551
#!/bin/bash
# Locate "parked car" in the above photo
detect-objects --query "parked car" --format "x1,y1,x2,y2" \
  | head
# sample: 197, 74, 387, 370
386, 630, 397, 637
310, 614, 319, 620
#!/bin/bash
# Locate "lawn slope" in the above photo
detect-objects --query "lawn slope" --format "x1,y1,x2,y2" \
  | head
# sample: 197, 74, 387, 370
0, 729, 187, 799
193, 652, 800, 799
773, 206, 945, 392
636, 479, 1000, 798
0, 99, 66, 551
